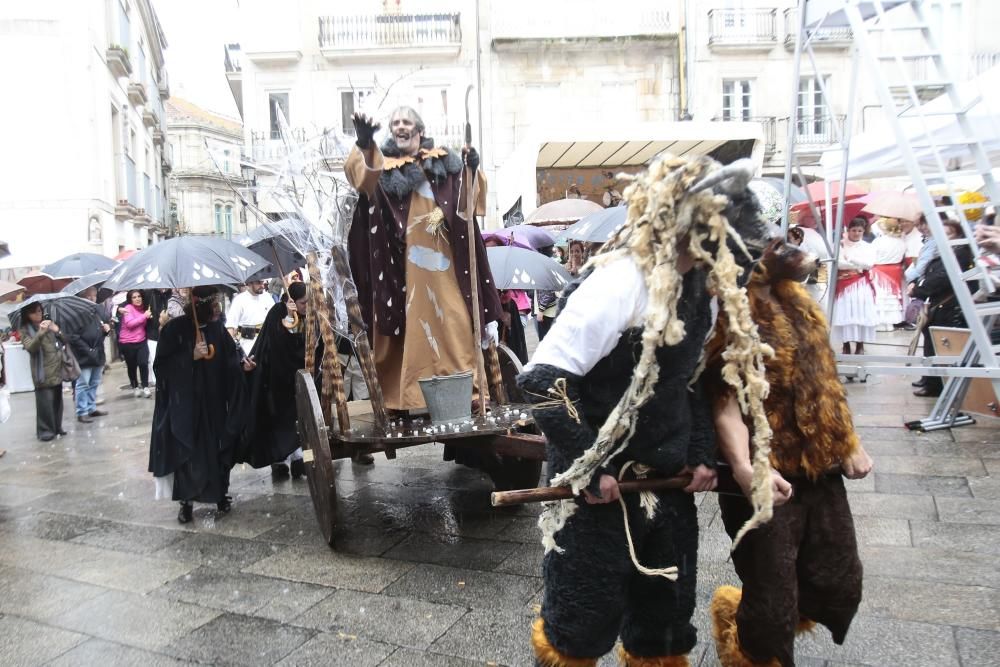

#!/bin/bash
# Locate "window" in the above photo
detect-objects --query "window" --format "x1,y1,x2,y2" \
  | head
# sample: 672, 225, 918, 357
224, 205, 233, 238
268, 92, 290, 139
722, 79, 753, 121
796, 75, 831, 138
223, 149, 231, 173
214, 203, 222, 233
341, 89, 374, 134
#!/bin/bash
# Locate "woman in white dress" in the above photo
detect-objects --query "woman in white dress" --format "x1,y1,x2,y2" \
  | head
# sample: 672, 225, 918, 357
833, 218, 878, 355
870, 219, 907, 330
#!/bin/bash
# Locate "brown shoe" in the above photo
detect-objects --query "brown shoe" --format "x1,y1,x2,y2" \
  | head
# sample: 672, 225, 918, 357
88, 410, 108, 417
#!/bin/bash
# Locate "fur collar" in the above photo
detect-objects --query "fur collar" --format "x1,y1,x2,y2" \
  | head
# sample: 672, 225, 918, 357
379, 136, 463, 199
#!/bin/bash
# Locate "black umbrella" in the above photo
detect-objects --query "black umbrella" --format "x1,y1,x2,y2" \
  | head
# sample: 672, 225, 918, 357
103, 237, 271, 291
556, 206, 627, 244
9, 293, 102, 335
0, 240, 9, 259
41, 252, 117, 279
486, 246, 572, 291
239, 219, 332, 280
61, 270, 115, 302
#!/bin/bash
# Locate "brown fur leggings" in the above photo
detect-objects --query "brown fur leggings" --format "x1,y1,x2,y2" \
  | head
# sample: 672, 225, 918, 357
719, 474, 863, 667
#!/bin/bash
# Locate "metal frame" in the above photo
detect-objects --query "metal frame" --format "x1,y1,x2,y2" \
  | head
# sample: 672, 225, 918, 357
782, 0, 1000, 430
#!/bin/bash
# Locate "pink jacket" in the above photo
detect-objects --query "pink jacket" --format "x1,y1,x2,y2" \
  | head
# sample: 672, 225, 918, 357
119, 304, 148, 344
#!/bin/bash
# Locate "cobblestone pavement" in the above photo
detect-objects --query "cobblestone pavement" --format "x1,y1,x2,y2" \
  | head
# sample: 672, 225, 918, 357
0, 362, 998, 666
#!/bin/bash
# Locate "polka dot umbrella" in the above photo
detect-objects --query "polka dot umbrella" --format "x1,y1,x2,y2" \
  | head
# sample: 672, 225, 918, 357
103, 237, 271, 291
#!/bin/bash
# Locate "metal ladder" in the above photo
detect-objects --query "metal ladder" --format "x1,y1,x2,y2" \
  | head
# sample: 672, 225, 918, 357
781, 0, 1000, 431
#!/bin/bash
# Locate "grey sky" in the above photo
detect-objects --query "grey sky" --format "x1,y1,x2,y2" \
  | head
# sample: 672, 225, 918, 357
152, 0, 240, 119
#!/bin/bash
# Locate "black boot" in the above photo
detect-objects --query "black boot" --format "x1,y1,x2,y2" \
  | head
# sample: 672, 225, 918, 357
216, 495, 232, 514
912, 378, 927, 387
290, 459, 306, 479
177, 502, 193, 524
271, 462, 290, 478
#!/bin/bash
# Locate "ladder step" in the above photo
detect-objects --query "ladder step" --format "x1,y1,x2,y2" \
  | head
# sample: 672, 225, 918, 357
898, 97, 981, 117
867, 24, 929, 32
878, 52, 941, 61
912, 140, 978, 149
975, 302, 1000, 317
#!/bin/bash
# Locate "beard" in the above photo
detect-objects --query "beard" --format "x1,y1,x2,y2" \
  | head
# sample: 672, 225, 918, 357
395, 130, 421, 156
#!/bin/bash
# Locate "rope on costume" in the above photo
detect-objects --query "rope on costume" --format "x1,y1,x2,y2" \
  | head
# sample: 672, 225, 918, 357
617, 461, 677, 580
524, 378, 581, 424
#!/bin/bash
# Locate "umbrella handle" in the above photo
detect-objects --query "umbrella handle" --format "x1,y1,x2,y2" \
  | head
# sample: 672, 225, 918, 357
282, 311, 300, 330
190, 298, 216, 361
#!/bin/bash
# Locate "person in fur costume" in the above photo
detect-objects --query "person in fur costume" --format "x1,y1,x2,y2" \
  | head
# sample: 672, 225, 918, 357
346, 107, 502, 412
705, 238, 874, 667
518, 155, 777, 667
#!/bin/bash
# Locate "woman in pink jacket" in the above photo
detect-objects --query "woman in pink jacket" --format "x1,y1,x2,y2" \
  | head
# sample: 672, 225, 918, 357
117, 290, 152, 397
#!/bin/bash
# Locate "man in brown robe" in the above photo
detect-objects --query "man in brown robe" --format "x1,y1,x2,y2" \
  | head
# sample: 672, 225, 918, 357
346, 107, 502, 412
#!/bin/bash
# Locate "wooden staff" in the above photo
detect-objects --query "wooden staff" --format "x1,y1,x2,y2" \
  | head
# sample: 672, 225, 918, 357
464, 88, 488, 417
266, 241, 298, 330
491, 463, 845, 507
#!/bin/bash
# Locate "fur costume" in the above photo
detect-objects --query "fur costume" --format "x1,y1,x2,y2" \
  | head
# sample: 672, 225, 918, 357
706, 239, 864, 667
518, 155, 774, 665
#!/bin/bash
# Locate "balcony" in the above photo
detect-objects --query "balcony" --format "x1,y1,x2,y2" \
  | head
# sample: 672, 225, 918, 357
319, 13, 461, 60
158, 71, 169, 100
161, 151, 172, 173
783, 8, 852, 50
492, 4, 675, 45
142, 109, 156, 128
127, 82, 147, 106
116, 156, 139, 220
792, 114, 846, 149
106, 46, 132, 78
708, 9, 778, 51
152, 128, 165, 147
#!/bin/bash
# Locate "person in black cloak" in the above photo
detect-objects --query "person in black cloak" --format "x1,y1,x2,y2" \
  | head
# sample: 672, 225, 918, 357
240, 281, 309, 478
149, 285, 255, 524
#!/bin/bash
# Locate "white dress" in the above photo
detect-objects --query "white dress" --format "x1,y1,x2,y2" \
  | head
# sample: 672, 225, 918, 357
870, 235, 907, 330
832, 239, 878, 344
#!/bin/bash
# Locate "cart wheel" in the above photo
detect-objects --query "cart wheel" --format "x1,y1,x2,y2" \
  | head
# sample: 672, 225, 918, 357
496, 342, 526, 403
295, 370, 338, 547
488, 457, 543, 492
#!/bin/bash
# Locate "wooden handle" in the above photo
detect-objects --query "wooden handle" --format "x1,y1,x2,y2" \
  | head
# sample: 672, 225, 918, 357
491, 476, 692, 507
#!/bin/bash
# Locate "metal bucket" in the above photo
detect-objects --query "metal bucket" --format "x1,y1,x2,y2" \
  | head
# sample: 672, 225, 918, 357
418, 370, 473, 424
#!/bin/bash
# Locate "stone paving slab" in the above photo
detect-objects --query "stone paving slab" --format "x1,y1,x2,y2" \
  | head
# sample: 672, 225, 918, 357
50, 588, 221, 651
292, 588, 467, 650
244, 545, 416, 593
430, 605, 538, 666
954, 628, 1000, 667
0, 615, 88, 667
47, 638, 199, 667
275, 631, 396, 667
909, 520, 1000, 555
152, 531, 288, 569
859, 544, 1000, 588
0, 565, 107, 623
795, 615, 963, 666
383, 563, 543, 611
161, 613, 316, 666
935, 496, 1000, 525
861, 576, 1000, 631
872, 472, 972, 497
846, 492, 939, 521
383, 531, 520, 571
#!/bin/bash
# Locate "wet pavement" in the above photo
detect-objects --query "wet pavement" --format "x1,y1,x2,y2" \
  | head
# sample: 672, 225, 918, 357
1, 359, 999, 666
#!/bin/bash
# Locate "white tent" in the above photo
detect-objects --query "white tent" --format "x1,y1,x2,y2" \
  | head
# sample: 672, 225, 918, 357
821, 65, 1000, 180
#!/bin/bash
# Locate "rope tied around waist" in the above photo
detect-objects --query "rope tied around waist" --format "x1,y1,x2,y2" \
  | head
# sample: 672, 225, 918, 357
617, 460, 677, 581
525, 377, 581, 424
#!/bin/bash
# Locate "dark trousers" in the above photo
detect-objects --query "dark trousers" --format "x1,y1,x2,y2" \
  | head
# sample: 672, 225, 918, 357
540, 490, 699, 659
719, 474, 863, 667
119, 341, 149, 388
535, 316, 555, 341
35, 385, 64, 440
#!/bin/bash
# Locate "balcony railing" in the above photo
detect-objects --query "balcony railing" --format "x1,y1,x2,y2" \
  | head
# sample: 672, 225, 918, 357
793, 114, 846, 146
318, 13, 461, 53
708, 9, 777, 47
492, 6, 674, 41
251, 127, 309, 162
970, 51, 1000, 78
224, 43, 241, 74
125, 156, 137, 207
783, 8, 852, 48
711, 115, 777, 154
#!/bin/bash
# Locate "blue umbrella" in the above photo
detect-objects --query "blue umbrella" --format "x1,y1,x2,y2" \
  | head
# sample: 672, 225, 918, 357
556, 206, 627, 244
41, 252, 117, 279
61, 269, 115, 302
486, 246, 572, 291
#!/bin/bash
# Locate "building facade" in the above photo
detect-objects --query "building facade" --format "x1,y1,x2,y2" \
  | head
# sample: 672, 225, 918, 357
166, 98, 246, 238
684, 0, 1000, 178
224, 0, 761, 224
0, 0, 171, 275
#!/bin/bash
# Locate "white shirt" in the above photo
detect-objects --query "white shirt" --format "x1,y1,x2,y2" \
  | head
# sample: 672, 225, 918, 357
903, 228, 923, 259
225, 291, 274, 328
525, 257, 648, 377
872, 235, 906, 265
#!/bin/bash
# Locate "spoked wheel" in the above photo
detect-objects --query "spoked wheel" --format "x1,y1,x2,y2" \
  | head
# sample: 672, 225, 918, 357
295, 370, 338, 546
496, 342, 526, 403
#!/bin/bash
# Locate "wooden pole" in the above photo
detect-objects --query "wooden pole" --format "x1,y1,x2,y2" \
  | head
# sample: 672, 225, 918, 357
465, 163, 488, 417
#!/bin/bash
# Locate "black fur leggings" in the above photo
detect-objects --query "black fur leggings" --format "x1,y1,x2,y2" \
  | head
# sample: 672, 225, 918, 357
540, 490, 699, 660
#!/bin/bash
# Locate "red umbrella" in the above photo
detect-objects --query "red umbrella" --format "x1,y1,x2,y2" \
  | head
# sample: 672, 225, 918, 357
0, 280, 25, 302
16, 271, 72, 295
803, 180, 866, 204
793, 200, 871, 229
113, 248, 137, 262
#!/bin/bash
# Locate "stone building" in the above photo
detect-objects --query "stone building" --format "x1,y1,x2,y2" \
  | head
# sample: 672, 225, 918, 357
0, 0, 171, 275
166, 98, 246, 238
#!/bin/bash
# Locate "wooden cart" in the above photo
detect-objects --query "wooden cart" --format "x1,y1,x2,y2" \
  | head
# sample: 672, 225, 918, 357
294, 252, 545, 546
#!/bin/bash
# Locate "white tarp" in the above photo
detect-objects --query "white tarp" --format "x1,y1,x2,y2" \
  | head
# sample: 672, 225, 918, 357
821, 65, 1000, 180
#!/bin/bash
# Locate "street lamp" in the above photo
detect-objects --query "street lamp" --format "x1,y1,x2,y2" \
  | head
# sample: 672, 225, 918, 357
240, 155, 257, 230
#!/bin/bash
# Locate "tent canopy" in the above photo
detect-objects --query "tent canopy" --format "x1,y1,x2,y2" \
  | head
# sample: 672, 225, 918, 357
821, 65, 1000, 180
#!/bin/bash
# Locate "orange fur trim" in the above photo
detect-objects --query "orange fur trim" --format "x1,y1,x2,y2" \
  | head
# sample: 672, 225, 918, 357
796, 617, 817, 634
531, 618, 598, 667
619, 646, 690, 666
382, 155, 415, 171
710, 586, 780, 667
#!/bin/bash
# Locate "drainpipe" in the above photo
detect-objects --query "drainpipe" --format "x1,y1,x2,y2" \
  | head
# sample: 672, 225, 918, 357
677, 0, 689, 120
475, 0, 484, 151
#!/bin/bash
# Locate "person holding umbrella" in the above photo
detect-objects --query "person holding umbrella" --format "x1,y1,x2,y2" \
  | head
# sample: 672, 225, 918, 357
19, 302, 66, 441
68, 286, 110, 423
150, 285, 255, 523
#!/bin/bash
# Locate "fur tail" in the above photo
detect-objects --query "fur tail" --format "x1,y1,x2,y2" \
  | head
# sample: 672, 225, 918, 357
618, 646, 690, 666
531, 618, 598, 667
709, 586, 780, 667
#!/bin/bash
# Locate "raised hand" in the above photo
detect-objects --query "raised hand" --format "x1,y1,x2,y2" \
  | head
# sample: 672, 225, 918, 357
462, 146, 480, 173
352, 112, 380, 150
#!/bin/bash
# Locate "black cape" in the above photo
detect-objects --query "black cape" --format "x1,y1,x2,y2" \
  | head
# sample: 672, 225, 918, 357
238, 303, 304, 467
148, 316, 247, 503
